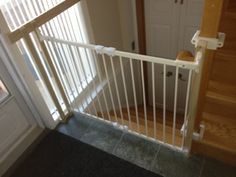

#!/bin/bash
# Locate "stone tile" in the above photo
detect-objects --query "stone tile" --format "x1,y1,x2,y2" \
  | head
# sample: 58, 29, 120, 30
201, 158, 236, 177
113, 133, 160, 170
80, 121, 124, 153
152, 146, 203, 177
57, 113, 94, 140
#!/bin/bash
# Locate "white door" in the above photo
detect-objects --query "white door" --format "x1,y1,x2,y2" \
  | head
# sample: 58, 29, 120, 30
178, 0, 204, 53
145, 0, 180, 59
145, 0, 203, 58
145, 0, 203, 112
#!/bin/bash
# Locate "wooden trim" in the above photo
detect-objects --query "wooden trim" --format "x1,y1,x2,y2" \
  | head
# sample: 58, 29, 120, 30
136, 0, 146, 55
194, 0, 224, 130
8, 0, 80, 43
192, 140, 236, 166
35, 31, 71, 116
0, 11, 57, 128
136, 0, 149, 104
24, 34, 65, 119
1, 126, 44, 177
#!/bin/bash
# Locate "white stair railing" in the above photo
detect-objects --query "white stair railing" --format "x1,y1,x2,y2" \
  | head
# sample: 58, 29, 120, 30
40, 34, 205, 153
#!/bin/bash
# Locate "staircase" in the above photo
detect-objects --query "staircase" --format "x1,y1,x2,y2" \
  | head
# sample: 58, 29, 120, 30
98, 106, 184, 147
192, 0, 236, 165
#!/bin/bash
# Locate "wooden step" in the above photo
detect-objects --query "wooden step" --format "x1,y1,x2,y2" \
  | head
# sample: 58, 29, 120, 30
114, 114, 183, 147
204, 91, 236, 118
192, 112, 236, 166
98, 106, 184, 147
207, 91, 236, 106
127, 107, 184, 128
192, 140, 236, 166
215, 49, 236, 60
211, 52, 236, 84
208, 80, 236, 98
202, 112, 236, 151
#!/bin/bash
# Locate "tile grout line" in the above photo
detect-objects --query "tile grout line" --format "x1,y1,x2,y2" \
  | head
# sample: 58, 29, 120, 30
112, 132, 126, 154
150, 144, 162, 172
199, 158, 206, 177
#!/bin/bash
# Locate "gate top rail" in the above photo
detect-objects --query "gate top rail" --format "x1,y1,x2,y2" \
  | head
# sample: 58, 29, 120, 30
40, 34, 203, 71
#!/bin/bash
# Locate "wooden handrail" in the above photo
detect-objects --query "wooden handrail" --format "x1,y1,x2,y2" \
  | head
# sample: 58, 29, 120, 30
8, 0, 80, 43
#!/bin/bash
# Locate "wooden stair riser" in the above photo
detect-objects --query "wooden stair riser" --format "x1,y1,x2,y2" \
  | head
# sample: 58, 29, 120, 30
208, 81, 236, 98
204, 99, 236, 118
192, 141, 236, 166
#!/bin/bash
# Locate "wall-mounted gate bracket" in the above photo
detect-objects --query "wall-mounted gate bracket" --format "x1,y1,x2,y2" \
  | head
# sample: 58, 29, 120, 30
192, 123, 205, 141
181, 121, 205, 141
191, 30, 225, 50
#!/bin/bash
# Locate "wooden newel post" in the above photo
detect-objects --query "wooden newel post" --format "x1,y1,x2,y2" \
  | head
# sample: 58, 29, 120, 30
194, 0, 224, 131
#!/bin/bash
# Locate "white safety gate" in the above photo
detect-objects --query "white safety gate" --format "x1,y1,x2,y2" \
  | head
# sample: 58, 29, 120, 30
40, 33, 205, 152
0, 0, 208, 153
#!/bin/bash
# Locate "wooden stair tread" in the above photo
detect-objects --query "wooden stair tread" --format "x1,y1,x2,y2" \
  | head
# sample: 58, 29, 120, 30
193, 112, 236, 165
206, 91, 236, 106
97, 106, 184, 147
192, 140, 236, 166
121, 112, 182, 131
208, 80, 236, 97
215, 49, 236, 59
225, 12, 236, 19
205, 90, 236, 118
111, 115, 183, 147
125, 107, 184, 127
211, 65, 236, 85
203, 112, 236, 125
201, 112, 236, 153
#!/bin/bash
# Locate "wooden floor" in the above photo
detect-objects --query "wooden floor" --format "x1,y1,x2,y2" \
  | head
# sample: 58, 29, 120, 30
98, 106, 184, 147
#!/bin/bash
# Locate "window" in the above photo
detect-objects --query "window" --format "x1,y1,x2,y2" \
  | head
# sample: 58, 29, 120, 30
0, 0, 95, 119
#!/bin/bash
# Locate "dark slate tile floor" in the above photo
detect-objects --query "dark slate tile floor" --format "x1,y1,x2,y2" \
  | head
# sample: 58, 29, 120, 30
152, 146, 203, 177
113, 133, 160, 170
57, 113, 236, 177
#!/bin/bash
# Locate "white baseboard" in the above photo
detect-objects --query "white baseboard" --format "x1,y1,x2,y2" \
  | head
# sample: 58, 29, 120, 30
0, 126, 44, 176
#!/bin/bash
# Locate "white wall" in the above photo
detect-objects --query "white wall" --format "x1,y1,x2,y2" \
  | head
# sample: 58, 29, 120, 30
118, 0, 137, 52
82, 0, 143, 115
85, 0, 123, 50
85, 0, 137, 52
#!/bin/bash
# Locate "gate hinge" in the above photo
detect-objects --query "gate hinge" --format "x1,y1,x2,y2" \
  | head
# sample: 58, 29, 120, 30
191, 30, 225, 50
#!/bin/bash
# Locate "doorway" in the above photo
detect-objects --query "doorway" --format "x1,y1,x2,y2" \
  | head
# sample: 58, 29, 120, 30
136, 0, 204, 112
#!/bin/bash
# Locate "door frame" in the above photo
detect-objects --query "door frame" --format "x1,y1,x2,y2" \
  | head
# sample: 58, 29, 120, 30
0, 39, 44, 127
0, 40, 45, 176
0, 11, 58, 129
135, 0, 147, 55
135, 0, 149, 104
